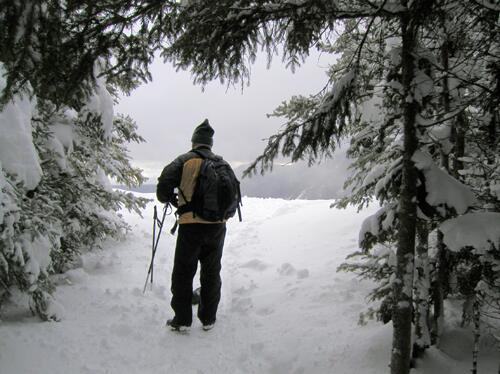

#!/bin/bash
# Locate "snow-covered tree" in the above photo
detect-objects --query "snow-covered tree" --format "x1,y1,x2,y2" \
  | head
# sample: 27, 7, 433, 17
338, 0, 499, 365
0, 67, 148, 319
0, 0, 152, 318
0, 0, 179, 106
158, 1, 499, 372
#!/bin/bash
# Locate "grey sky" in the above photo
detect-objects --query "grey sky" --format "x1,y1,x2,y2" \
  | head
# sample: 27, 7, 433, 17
116, 51, 333, 179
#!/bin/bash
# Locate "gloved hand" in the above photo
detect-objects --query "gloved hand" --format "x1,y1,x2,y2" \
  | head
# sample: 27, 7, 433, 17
170, 193, 179, 208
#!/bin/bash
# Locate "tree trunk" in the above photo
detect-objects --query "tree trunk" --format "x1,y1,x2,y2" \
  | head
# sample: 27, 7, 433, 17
413, 222, 431, 360
431, 22, 454, 345
487, 53, 499, 165
439, 28, 451, 172
451, 113, 466, 179
431, 230, 447, 345
390, 9, 419, 374
471, 296, 480, 374
497, 337, 500, 374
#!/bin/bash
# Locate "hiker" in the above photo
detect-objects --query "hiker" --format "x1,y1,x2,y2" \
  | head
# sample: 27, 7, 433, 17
156, 119, 240, 332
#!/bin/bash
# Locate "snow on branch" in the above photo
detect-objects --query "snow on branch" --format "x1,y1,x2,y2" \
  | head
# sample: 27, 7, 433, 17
440, 212, 500, 253
359, 202, 397, 249
81, 73, 115, 141
412, 150, 477, 216
0, 64, 42, 190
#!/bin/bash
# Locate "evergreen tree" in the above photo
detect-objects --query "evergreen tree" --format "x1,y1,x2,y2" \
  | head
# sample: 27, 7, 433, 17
0, 77, 148, 319
159, 1, 499, 372
0, 0, 155, 318
0, 0, 178, 106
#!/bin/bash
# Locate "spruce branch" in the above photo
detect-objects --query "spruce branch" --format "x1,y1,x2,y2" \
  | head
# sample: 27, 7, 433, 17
244, 70, 356, 176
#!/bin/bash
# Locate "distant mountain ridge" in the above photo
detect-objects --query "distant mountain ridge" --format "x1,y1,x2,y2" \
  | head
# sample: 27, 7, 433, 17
116, 155, 351, 200
233, 158, 350, 199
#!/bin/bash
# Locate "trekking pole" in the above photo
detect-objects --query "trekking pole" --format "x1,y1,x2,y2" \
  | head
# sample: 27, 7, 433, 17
150, 206, 158, 287
143, 204, 169, 293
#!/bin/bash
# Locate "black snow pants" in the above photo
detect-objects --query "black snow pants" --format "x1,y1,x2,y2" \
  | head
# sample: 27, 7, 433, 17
171, 223, 226, 326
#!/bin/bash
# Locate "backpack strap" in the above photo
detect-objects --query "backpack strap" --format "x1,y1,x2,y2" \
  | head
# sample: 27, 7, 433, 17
170, 212, 179, 235
176, 187, 192, 216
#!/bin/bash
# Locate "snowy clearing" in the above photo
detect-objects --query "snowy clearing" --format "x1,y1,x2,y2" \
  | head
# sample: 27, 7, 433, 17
0, 196, 497, 373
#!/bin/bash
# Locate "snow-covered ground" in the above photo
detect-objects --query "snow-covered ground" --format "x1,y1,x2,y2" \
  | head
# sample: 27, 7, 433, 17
0, 196, 497, 373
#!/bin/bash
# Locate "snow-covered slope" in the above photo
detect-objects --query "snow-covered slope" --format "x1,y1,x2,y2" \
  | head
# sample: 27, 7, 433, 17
0, 196, 497, 373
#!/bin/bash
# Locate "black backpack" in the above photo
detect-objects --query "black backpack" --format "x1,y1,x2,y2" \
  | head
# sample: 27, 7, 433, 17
180, 150, 242, 222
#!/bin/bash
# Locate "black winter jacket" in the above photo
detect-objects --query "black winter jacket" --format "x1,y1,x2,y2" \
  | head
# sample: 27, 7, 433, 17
156, 146, 215, 205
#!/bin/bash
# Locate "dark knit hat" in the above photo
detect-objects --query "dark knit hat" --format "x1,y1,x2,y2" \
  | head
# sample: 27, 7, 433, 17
191, 119, 214, 146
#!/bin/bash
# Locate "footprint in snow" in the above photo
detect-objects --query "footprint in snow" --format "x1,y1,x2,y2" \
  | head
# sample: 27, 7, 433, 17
297, 269, 310, 279
231, 297, 253, 313
152, 285, 167, 298
233, 281, 258, 296
131, 287, 143, 297
278, 263, 296, 276
255, 307, 275, 316
239, 259, 269, 271
278, 263, 310, 279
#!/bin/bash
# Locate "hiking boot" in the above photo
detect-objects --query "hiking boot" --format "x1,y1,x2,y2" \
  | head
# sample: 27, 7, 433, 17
202, 322, 215, 331
166, 319, 190, 333
192, 287, 201, 305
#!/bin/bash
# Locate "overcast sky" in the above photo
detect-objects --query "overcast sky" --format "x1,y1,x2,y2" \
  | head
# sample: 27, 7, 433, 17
116, 51, 334, 179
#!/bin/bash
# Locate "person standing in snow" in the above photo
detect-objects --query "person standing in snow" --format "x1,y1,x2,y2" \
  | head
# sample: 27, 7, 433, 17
156, 119, 232, 332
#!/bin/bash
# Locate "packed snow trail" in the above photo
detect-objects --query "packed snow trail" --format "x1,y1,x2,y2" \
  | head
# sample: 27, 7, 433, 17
1, 196, 497, 373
